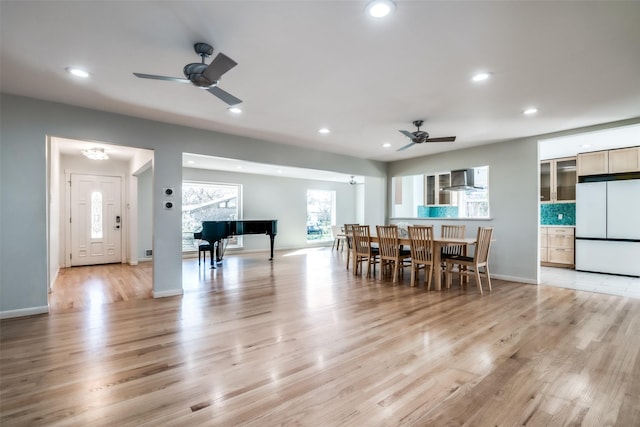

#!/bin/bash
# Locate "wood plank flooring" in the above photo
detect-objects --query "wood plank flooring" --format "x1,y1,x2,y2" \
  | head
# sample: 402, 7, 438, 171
2, 247, 639, 426
49, 263, 153, 311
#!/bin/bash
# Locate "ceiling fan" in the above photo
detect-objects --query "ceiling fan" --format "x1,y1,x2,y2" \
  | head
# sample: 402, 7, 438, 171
397, 120, 456, 151
133, 42, 242, 106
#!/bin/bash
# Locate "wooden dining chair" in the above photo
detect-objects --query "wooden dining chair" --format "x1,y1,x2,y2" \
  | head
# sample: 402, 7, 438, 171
343, 223, 359, 270
376, 225, 412, 284
331, 225, 346, 251
445, 227, 494, 294
351, 225, 380, 277
440, 224, 466, 284
407, 225, 435, 289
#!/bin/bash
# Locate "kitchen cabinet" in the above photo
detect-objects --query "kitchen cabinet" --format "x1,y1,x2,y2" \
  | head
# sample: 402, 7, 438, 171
540, 228, 548, 262
540, 157, 576, 203
424, 173, 452, 205
609, 146, 640, 173
577, 151, 608, 176
577, 146, 640, 176
541, 226, 575, 267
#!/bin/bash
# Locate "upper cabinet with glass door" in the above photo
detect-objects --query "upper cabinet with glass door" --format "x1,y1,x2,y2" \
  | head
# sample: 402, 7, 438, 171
424, 172, 452, 205
540, 157, 576, 203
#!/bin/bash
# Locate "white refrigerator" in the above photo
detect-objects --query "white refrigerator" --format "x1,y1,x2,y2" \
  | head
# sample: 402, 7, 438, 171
575, 179, 640, 276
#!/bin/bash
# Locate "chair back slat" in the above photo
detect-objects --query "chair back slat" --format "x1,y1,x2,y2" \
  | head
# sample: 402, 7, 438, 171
408, 225, 434, 263
376, 225, 400, 260
344, 223, 359, 249
352, 225, 373, 257
475, 227, 493, 264
441, 225, 466, 256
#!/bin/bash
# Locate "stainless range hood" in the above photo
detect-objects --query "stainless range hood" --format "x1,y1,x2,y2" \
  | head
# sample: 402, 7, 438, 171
444, 169, 483, 191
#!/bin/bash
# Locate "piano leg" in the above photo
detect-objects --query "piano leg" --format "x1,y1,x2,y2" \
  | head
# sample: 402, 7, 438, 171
215, 239, 224, 263
269, 234, 275, 260
209, 243, 216, 268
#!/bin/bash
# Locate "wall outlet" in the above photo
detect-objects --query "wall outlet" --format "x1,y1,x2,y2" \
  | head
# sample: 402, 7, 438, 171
145, 249, 152, 256
558, 214, 563, 220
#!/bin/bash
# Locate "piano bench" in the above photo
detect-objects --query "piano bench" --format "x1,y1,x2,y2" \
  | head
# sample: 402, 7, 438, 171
198, 243, 212, 265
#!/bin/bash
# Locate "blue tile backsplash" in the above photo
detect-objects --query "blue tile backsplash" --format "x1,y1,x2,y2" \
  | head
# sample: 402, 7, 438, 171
541, 203, 576, 225
417, 205, 459, 218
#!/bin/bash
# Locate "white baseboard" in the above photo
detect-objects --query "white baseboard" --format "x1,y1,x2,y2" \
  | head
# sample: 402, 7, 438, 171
0, 305, 49, 319
491, 273, 538, 285
153, 289, 184, 298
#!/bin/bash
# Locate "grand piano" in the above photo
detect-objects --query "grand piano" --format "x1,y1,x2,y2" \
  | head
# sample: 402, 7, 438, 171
196, 220, 278, 267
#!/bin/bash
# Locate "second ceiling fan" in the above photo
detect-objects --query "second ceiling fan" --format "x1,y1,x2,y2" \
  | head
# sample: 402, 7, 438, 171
397, 120, 456, 151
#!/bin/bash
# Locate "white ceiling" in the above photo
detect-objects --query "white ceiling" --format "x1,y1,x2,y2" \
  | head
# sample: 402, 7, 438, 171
2, 1, 640, 164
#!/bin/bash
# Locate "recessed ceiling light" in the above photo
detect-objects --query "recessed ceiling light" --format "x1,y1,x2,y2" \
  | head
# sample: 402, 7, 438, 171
472, 72, 490, 82
366, 0, 395, 18
382, 143, 392, 148
523, 107, 538, 115
228, 106, 242, 114
318, 128, 330, 134
66, 67, 90, 78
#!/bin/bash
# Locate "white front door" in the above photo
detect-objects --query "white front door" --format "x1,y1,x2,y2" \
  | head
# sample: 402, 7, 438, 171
70, 174, 122, 266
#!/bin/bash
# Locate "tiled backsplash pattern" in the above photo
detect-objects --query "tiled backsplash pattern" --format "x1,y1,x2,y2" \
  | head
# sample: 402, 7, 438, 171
541, 203, 576, 225
417, 205, 459, 218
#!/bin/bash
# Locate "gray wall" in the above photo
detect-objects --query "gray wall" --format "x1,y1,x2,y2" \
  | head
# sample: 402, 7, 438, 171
0, 94, 386, 316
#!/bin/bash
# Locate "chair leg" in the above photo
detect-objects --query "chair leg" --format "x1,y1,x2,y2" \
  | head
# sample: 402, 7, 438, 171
410, 263, 416, 287
392, 261, 399, 284
485, 265, 492, 292
426, 264, 433, 291
474, 268, 483, 295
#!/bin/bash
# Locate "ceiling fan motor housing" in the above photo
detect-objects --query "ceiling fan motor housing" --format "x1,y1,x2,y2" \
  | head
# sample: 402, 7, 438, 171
413, 130, 429, 142
183, 63, 216, 87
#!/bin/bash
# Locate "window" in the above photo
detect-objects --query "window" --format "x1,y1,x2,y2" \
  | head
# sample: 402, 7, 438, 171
182, 182, 242, 251
391, 166, 490, 219
91, 191, 103, 239
456, 167, 489, 218
306, 189, 335, 241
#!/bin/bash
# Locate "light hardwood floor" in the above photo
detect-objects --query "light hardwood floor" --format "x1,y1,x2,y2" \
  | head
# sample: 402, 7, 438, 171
2, 248, 639, 426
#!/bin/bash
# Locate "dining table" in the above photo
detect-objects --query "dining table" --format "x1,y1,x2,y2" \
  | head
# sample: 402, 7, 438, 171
368, 235, 477, 291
